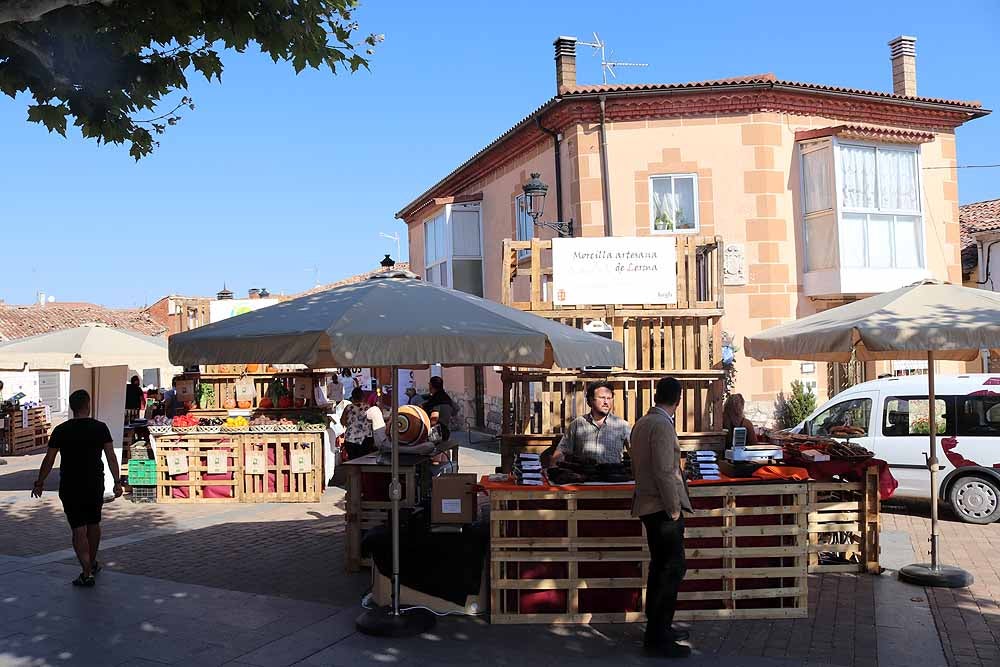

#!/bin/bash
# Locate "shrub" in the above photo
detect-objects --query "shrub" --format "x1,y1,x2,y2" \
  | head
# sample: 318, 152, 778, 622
774, 380, 817, 430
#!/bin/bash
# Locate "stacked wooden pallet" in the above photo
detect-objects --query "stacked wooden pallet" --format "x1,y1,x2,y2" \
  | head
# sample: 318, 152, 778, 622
0, 406, 50, 456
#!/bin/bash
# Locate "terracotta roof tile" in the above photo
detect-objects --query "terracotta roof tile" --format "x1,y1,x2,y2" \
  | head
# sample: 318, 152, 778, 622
0, 303, 166, 342
960, 199, 1000, 250
397, 73, 987, 220
565, 76, 983, 109
795, 124, 936, 144
297, 263, 412, 297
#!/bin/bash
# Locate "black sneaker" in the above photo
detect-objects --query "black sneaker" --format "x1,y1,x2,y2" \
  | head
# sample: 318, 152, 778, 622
668, 627, 690, 642
643, 642, 691, 659
71, 574, 96, 587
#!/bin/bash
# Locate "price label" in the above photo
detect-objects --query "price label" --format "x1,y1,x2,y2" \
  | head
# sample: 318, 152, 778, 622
245, 451, 266, 475
207, 451, 228, 475
293, 377, 313, 402
175, 380, 195, 403
290, 450, 312, 474
166, 453, 189, 476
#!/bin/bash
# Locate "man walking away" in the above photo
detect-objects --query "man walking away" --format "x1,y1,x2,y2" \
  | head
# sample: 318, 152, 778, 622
32, 389, 122, 587
629, 377, 693, 658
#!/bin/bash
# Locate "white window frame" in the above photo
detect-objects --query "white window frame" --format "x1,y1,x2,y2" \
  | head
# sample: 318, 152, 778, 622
514, 193, 532, 260
422, 203, 485, 295
648, 173, 700, 235
799, 138, 926, 273
833, 139, 925, 270
423, 212, 448, 287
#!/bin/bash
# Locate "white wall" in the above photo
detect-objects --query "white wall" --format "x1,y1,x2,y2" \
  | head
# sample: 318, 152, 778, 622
70, 364, 127, 496
0, 369, 39, 402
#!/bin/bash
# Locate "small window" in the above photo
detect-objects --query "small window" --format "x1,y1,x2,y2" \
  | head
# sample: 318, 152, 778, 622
514, 194, 532, 260
810, 398, 872, 437
882, 396, 954, 437
958, 396, 1000, 437
650, 174, 699, 234
801, 144, 833, 214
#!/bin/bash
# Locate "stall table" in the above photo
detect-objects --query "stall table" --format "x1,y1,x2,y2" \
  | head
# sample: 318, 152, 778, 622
483, 467, 879, 625
342, 442, 463, 572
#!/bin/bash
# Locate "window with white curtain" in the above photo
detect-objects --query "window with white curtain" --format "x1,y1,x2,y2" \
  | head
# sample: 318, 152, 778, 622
649, 174, 699, 233
837, 143, 922, 269
799, 139, 923, 272
514, 194, 532, 260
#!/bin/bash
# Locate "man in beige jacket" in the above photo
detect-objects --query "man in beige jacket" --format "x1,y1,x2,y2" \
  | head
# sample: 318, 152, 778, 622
629, 376, 692, 658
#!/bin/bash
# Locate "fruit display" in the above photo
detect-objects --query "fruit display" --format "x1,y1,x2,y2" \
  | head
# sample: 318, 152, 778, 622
149, 415, 172, 434
296, 413, 327, 432
275, 417, 298, 432
249, 415, 276, 432
268, 378, 292, 409
171, 415, 199, 432
222, 416, 249, 432
198, 417, 224, 433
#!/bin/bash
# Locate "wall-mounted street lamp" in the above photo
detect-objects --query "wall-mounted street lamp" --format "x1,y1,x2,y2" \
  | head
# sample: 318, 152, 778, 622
522, 173, 573, 238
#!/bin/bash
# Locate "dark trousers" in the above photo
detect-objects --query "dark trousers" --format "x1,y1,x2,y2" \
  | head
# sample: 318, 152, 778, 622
640, 511, 686, 647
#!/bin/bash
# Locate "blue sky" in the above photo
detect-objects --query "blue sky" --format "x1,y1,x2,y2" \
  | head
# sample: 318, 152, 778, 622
1, 0, 997, 308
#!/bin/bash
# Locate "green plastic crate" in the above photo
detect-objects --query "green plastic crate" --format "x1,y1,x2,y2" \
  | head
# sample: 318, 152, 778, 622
128, 459, 157, 486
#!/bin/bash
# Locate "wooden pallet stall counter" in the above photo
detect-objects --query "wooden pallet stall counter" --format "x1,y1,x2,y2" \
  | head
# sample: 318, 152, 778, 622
0, 406, 50, 456
485, 473, 880, 625
242, 431, 324, 503
155, 433, 242, 503
499, 236, 727, 460
180, 368, 326, 417
807, 466, 881, 574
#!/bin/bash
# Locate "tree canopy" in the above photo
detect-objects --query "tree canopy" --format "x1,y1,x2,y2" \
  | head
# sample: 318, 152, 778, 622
0, 0, 381, 159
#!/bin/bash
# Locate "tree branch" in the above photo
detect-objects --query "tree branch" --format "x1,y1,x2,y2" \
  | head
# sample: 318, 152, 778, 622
0, 25, 74, 88
0, 0, 114, 25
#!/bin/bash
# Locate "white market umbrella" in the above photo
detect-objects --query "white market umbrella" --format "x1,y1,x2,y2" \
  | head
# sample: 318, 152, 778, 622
745, 280, 1000, 588
0, 324, 171, 371
169, 269, 623, 635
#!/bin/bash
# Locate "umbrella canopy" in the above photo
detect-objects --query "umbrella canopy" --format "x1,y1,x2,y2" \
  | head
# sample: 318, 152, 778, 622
168, 271, 623, 369
0, 324, 172, 371
744, 280, 1000, 363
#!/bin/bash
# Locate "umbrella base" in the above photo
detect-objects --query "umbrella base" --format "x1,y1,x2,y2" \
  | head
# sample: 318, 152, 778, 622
356, 606, 437, 637
899, 563, 974, 588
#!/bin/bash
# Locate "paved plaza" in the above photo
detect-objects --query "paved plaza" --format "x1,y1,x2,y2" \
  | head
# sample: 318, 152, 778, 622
1, 451, 998, 667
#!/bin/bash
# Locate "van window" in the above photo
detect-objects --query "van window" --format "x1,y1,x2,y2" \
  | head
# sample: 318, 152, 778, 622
957, 395, 1000, 437
811, 398, 872, 437
882, 396, 954, 437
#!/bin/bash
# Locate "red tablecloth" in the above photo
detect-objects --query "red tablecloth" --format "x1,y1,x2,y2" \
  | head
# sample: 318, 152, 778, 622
800, 458, 897, 499
479, 474, 765, 493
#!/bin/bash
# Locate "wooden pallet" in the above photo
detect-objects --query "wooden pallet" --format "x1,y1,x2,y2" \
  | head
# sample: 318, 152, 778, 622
241, 432, 324, 503
807, 466, 880, 574
1, 407, 50, 456
155, 434, 243, 503
489, 481, 813, 624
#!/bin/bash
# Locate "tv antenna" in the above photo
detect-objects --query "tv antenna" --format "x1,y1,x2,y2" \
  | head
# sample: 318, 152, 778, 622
305, 266, 320, 288
578, 32, 649, 84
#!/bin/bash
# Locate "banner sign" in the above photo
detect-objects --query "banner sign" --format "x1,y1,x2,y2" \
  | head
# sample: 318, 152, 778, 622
207, 451, 229, 475
551, 237, 678, 306
245, 451, 266, 475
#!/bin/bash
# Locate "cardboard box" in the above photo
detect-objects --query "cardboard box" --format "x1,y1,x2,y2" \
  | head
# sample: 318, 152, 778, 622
432, 473, 477, 524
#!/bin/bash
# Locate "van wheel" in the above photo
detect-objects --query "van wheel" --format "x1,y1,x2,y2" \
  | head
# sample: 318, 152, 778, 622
949, 476, 1000, 524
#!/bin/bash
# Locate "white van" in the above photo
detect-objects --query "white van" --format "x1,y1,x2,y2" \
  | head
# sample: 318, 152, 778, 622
794, 374, 1000, 524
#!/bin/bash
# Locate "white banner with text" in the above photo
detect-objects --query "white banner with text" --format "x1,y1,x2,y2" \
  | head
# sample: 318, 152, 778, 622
551, 237, 677, 306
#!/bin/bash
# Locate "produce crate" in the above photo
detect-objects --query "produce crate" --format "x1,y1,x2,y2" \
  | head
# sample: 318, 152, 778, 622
807, 466, 880, 574
241, 432, 323, 503
488, 481, 812, 624
0, 407, 50, 456
155, 434, 242, 503
130, 486, 157, 503
128, 459, 157, 486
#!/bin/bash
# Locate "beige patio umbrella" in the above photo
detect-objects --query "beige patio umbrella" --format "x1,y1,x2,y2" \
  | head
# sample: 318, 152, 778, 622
745, 280, 1000, 588
0, 324, 172, 371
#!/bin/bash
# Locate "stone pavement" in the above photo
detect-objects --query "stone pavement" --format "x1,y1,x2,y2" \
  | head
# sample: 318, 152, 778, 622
0, 452, 996, 666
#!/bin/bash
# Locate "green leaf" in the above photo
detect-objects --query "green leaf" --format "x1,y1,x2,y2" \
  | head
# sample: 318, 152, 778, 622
26, 104, 68, 136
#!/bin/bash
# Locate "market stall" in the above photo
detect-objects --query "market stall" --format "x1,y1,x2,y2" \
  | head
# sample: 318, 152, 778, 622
0, 402, 50, 455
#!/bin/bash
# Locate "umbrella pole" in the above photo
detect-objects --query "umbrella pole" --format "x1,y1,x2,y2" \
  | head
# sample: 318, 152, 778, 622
356, 366, 436, 637
898, 351, 973, 589
928, 351, 940, 571
390, 365, 401, 616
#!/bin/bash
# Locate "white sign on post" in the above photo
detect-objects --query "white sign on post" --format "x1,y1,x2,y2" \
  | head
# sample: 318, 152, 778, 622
551, 237, 678, 306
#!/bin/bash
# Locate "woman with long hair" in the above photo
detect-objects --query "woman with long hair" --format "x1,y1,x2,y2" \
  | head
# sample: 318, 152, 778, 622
722, 393, 758, 446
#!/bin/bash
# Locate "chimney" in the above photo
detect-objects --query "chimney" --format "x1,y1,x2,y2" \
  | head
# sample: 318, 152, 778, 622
888, 35, 917, 97
37, 292, 46, 306
248, 288, 260, 300
554, 36, 577, 93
